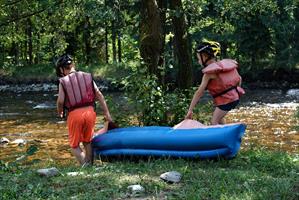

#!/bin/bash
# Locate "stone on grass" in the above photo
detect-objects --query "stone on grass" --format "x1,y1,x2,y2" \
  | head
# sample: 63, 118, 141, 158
127, 184, 145, 196
160, 171, 182, 183
37, 167, 59, 177
67, 172, 85, 176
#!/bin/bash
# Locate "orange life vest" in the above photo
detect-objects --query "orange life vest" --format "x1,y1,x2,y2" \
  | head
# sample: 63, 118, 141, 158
59, 71, 95, 111
202, 59, 245, 106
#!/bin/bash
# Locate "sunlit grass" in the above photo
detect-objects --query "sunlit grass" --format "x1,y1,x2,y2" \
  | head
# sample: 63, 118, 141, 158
0, 149, 298, 199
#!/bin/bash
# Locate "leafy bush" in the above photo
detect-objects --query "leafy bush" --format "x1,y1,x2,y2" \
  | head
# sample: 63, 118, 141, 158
120, 64, 213, 126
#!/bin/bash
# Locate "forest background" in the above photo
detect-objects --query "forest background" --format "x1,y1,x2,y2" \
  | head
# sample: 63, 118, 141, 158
0, 0, 298, 84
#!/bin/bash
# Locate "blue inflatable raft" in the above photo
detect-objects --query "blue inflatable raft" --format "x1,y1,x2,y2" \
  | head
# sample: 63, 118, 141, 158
92, 123, 246, 159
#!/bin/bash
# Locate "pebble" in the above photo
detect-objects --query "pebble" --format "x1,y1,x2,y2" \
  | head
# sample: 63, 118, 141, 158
160, 171, 182, 183
37, 167, 59, 177
66, 172, 85, 176
127, 184, 145, 195
0, 137, 10, 144
11, 139, 27, 146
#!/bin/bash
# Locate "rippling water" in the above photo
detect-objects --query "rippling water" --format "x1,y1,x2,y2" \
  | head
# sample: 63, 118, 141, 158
0, 87, 298, 164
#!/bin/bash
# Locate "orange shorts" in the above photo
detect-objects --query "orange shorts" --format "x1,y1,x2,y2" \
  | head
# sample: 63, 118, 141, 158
67, 106, 96, 148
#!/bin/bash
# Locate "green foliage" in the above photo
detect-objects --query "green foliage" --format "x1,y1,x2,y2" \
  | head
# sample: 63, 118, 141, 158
123, 66, 168, 126
0, 0, 298, 83
120, 63, 213, 126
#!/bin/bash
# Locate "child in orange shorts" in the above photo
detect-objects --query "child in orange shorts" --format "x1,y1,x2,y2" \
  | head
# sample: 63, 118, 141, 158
56, 54, 112, 166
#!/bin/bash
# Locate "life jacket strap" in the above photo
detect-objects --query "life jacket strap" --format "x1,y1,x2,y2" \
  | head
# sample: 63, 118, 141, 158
212, 85, 239, 98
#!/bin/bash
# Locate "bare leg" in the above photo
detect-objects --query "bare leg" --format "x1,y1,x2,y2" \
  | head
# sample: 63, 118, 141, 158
71, 147, 85, 165
211, 107, 228, 125
83, 142, 92, 164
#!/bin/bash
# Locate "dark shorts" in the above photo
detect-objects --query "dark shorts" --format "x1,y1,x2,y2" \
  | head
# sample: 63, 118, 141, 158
217, 100, 239, 111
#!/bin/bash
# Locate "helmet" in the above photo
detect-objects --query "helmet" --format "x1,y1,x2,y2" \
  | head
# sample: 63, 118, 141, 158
56, 54, 73, 69
55, 54, 73, 77
196, 39, 221, 57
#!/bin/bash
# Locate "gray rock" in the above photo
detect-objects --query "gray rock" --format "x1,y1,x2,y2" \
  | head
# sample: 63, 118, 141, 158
11, 139, 27, 146
0, 137, 10, 144
66, 172, 85, 176
16, 155, 26, 161
160, 171, 182, 183
33, 102, 55, 109
127, 184, 145, 195
37, 167, 59, 177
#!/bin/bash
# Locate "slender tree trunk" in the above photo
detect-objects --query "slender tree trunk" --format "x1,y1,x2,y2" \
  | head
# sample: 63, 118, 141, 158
294, 5, 299, 61
11, 42, 19, 65
11, 7, 19, 65
104, 0, 109, 64
0, 44, 4, 67
157, 0, 167, 85
112, 21, 117, 63
105, 25, 109, 63
83, 16, 91, 64
34, 32, 41, 64
140, 0, 163, 77
117, 32, 122, 63
27, 18, 33, 65
169, 0, 193, 89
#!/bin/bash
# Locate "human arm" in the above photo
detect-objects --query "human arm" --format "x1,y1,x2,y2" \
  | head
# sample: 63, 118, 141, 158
56, 83, 65, 118
185, 74, 212, 119
93, 81, 112, 122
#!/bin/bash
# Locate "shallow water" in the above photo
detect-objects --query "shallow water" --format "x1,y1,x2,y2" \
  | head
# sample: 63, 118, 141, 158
0, 86, 298, 165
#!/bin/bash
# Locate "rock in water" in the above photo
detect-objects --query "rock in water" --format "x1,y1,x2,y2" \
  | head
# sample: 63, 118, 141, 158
0, 137, 10, 144
11, 139, 27, 146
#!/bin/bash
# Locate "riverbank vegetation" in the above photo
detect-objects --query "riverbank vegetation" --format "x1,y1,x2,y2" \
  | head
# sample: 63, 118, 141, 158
0, 147, 298, 200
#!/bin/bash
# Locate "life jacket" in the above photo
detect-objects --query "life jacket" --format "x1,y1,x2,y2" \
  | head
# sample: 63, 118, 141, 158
202, 59, 245, 106
59, 71, 95, 111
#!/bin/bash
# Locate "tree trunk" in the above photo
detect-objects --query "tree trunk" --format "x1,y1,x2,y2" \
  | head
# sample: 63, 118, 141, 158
112, 21, 117, 63
105, 25, 109, 64
157, 0, 167, 85
83, 16, 91, 64
27, 18, 33, 65
104, 0, 109, 64
169, 0, 193, 89
140, 0, 163, 77
117, 32, 122, 63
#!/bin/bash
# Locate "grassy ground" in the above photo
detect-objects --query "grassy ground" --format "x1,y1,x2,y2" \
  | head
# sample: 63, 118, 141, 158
1, 149, 298, 200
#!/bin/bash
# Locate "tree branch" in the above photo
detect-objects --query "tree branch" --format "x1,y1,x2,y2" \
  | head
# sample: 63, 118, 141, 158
1, 0, 24, 8
0, 0, 64, 27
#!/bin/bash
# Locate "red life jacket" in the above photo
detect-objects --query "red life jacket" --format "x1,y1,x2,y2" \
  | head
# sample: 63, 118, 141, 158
59, 71, 95, 111
202, 59, 245, 106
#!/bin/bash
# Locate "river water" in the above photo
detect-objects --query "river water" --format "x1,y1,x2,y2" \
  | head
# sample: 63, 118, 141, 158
0, 84, 298, 165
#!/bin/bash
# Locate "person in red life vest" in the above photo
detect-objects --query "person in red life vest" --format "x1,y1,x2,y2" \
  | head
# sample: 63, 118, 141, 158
56, 54, 113, 166
185, 40, 245, 125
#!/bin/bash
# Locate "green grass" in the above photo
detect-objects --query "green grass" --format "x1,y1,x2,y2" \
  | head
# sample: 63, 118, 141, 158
1, 149, 298, 200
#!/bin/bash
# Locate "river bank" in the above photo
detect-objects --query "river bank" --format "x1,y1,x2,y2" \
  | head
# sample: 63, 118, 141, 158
1, 78, 299, 94
1, 66, 299, 91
